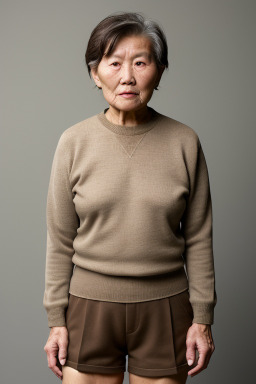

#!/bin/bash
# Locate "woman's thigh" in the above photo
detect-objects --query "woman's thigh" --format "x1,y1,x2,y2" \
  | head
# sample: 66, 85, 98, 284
129, 370, 188, 384
62, 366, 125, 384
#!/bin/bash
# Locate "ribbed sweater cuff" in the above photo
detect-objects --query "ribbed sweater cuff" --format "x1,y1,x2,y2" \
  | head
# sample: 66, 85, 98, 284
192, 303, 215, 325
47, 308, 66, 328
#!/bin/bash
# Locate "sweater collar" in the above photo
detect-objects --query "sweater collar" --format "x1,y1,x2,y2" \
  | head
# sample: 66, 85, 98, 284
97, 106, 162, 136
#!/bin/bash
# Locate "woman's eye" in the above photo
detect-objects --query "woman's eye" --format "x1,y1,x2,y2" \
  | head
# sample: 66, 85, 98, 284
111, 62, 119, 67
136, 61, 145, 66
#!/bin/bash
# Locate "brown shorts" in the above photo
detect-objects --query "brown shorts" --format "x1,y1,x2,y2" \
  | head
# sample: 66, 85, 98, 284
63, 289, 195, 378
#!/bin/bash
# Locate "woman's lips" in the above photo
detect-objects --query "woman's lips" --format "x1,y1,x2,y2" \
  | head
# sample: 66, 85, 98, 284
119, 93, 138, 98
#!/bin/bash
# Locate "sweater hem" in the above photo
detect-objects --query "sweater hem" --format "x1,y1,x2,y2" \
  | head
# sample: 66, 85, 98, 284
69, 265, 189, 302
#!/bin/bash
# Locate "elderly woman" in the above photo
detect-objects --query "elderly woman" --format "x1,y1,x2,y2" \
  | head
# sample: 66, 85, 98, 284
43, 11, 217, 384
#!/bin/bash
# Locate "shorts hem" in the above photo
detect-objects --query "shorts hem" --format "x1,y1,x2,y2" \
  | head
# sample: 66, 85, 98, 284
64, 360, 126, 374
127, 362, 189, 377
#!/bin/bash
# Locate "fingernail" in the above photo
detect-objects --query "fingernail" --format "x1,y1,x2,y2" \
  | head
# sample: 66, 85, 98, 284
60, 359, 66, 365
188, 359, 193, 366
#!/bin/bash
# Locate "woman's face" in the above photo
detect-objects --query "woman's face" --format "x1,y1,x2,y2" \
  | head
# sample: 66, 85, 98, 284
91, 35, 164, 113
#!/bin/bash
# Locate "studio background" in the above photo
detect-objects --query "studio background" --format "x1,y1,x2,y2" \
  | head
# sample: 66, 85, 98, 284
1, 0, 255, 383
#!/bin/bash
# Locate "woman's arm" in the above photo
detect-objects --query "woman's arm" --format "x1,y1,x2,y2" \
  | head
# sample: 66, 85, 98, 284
181, 136, 217, 325
43, 131, 79, 328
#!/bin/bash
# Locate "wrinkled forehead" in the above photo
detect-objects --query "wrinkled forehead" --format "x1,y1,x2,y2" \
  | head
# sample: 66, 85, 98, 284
103, 35, 153, 59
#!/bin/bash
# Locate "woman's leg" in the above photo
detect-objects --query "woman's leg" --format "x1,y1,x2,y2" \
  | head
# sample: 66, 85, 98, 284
62, 366, 125, 384
129, 370, 188, 384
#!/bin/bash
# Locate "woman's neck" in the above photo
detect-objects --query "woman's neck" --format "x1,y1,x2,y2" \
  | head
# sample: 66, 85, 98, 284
105, 106, 152, 127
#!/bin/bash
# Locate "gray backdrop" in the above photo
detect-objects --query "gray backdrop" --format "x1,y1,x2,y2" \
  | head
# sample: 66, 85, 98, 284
1, 0, 255, 383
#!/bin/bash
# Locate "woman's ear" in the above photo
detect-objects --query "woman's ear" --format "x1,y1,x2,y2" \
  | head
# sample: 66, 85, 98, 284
91, 68, 102, 89
155, 65, 165, 88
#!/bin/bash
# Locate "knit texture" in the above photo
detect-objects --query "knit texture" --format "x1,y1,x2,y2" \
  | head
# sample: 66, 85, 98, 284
43, 106, 217, 328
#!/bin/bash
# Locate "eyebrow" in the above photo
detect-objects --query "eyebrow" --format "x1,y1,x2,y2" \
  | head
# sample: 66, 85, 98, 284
110, 52, 151, 59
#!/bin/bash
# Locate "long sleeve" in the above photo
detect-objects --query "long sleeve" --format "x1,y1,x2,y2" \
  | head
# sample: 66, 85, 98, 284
181, 136, 217, 325
43, 132, 79, 328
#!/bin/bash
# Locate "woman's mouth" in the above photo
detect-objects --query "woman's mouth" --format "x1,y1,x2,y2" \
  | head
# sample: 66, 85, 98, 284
119, 93, 138, 98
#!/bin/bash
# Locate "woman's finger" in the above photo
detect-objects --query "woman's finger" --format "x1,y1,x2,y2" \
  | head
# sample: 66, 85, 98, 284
58, 340, 68, 365
188, 344, 208, 376
48, 352, 63, 379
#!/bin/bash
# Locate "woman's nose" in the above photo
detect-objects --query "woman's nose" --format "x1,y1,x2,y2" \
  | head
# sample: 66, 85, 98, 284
120, 64, 135, 84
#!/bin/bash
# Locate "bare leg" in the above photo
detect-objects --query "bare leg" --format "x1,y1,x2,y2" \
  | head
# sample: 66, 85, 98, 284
129, 369, 188, 384
62, 366, 125, 384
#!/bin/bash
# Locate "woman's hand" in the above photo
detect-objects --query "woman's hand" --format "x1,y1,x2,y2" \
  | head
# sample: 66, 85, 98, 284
186, 323, 215, 377
44, 326, 68, 380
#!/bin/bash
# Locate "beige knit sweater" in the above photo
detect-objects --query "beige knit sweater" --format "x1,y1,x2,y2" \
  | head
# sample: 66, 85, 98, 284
43, 106, 217, 328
